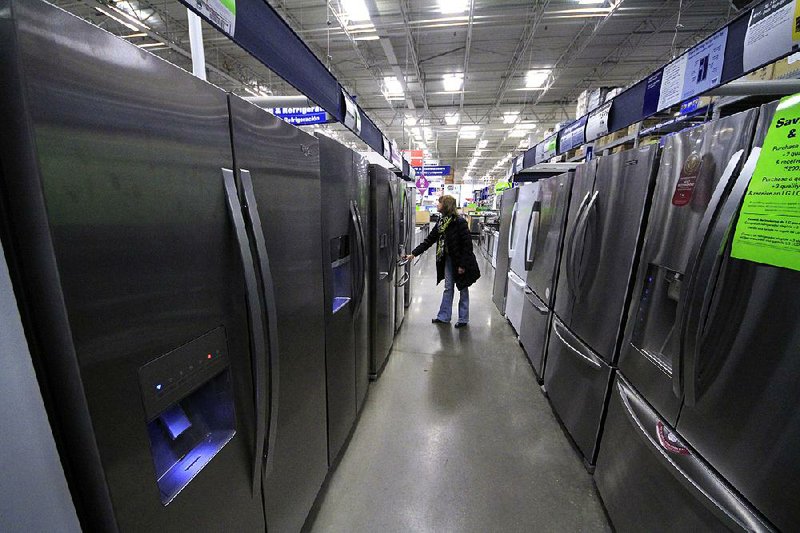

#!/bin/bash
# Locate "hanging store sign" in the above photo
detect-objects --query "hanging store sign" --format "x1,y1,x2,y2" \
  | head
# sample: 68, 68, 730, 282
194, 0, 236, 36
412, 165, 451, 177
643, 70, 663, 117
513, 155, 524, 174
657, 55, 688, 112
382, 135, 391, 160
391, 140, 402, 168
681, 28, 728, 101
586, 101, 612, 141
731, 93, 800, 271
342, 90, 361, 134
743, 0, 800, 72
542, 134, 557, 161
415, 175, 429, 192
559, 116, 587, 153
268, 106, 329, 125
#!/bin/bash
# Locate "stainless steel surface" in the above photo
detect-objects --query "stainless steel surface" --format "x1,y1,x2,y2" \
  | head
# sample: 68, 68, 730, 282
369, 165, 396, 378
509, 182, 539, 278
519, 289, 551, 381
0, 238, 81, 532
403, 187, 416, 307
543, 317, 613, 462
596, 376, 772, 532
393, 177, 406, 332
706, 79, 800, 96
618, 110, 758, 425
492, 187, 518, 314
0, 2, 267, 528
353, 153, 371, 412
228, 96, 329, 533
505, 270, 526, 335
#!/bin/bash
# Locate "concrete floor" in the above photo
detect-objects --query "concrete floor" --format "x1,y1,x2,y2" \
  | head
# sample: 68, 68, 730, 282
310, 249, 610, 532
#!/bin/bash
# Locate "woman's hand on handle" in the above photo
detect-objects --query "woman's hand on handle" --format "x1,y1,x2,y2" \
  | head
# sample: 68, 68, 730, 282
405, 254, 415, 261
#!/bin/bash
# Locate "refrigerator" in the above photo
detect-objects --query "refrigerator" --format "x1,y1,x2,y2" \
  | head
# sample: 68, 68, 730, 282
518, 171, 574, 381
318, 135, 370, 465
595, 107, 790, 531
492, 187, 519, 314
369, 165, 396, 379
403, 187, 416, 308
393, 177, 410, 332
543, 145, 659, 465
505, 182, 540, 334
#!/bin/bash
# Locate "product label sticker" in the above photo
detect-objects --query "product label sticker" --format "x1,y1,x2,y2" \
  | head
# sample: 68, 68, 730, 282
194, 0, 236, 36
657, 55, 687, 112
743, 0, 800, 72
731, 93, 800, 271
672, 152, 703, 206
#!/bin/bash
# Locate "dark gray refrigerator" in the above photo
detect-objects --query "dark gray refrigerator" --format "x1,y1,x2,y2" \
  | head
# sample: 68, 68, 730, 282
543, 145, 659, 465
518, 171, 573, 381
403, 187, 416, 308
369, 165, 396, 379
318, 135, 370, 465
492, 187, 519, 314
595, 107, 789, 531
393, 177, 410, 332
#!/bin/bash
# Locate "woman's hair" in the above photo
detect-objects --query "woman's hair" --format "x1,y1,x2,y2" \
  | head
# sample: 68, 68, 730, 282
438, 195, 458, 216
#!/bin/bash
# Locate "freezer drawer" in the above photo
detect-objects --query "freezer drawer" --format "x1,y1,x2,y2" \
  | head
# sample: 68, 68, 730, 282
543, 317, 612, 463
505, 271, 526, 334
519, 289, 550, 382
595, 376, 772, 532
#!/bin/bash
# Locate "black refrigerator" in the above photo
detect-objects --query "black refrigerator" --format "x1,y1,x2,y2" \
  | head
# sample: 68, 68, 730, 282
393, 176, 410, 332
318, 135, 370, 465
0, 2, 327, 530
595, 107, 789, 531
369, 165, 396, 379
543, 145, 659, 465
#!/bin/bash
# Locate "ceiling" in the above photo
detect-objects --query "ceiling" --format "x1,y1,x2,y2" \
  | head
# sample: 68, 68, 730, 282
53, 0, 743, 186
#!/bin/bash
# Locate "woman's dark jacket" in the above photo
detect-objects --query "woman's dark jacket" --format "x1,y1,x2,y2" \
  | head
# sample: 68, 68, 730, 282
411, 215, 481, 290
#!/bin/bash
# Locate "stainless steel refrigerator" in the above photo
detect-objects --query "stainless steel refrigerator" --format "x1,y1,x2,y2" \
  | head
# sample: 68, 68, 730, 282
492, 187, 519, 314
595, 107, 789, 531
543, 145, 659, 465
518, 171, 574, 381
369, 165, 396, 379
318, 135, 370, 465
392, 177, 410, 332
403, 186, 416, 308
506, 182, 540, 334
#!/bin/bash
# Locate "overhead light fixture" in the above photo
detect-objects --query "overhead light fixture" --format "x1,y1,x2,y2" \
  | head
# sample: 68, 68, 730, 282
503, 112, 520, 124
438, 0, 469, 14
341, 0, 371, 23
444, 112, 460, 125
95, 6, 140, 32
478, 139, 489, 148
526, 69, 551, 88
405, 115, 417, 126
473, 149, 483, 156
383, 76, 404, 97
443, 73, 464, 92
460, 131, 477, 139
577, 0, 605, 3
353, 35, 380, 41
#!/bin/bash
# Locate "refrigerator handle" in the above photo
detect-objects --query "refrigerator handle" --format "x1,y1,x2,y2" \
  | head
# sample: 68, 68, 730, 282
388, 184, 397, 279
681, 149, 756, 406
221, 168, 269, 495
552, 319, 602, 369
524, 203, 540, 271
239, 169, 281, 476
351, 201, 367, 316
565, 191, 591, 297
507, 202, 519, 257
572, 191, 599, 292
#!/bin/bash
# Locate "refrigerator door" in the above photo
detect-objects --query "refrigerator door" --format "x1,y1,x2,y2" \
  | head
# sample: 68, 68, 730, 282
519, 289, 551, 381
505, 270, 527, 334
493, 188, 519, 313
228, 96, 328, 533
567, 145, 659, 365
353, 153, 371, 411
404, 187, 416, 307
543, 317, 613, 463
554, 161, 597, 323
509, 183, 539, 277
524, 172, 574, 307
596, 376, 772, 532
0, 3, 267, 529
618, 109, 758, 424
318, 135, 358, 466
675, 141, 799, 531
369, 166, 395, 378
394, 179, 407, 332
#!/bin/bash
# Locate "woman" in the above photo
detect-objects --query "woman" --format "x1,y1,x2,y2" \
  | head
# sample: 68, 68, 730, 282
406, 195, 480, 328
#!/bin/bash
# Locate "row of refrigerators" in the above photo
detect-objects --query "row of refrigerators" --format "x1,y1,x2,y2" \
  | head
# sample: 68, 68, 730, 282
0, 2, 417, 531
493, 99, 798, 531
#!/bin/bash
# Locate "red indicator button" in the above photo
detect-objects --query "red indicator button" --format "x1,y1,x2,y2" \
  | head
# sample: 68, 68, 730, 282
207, 354, 212, 359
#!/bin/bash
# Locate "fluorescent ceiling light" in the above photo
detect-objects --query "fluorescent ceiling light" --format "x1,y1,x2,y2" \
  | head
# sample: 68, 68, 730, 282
95, 6, 140, 31
518, 139, 530, 149
354, 35, 380, 41
443, 73, 464, 92
503, 112, 520, 124
459, 131, 477, 139
383, 76, 404, 96
526, 69, 551, 88
438, 0, 469, 14
460, 125, 481, 132
341, 0, 371, 23
577, 0, 605, 3
478, 139, 489, 148
444, 112, 460, 125
405, 115, 417, 126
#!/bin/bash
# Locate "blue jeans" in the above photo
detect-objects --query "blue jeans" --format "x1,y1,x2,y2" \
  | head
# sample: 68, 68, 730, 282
437, 257, 469, 324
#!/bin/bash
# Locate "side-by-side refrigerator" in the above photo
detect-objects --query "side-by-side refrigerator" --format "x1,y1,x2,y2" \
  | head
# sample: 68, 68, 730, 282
492, 187, 519, 314
318, 135, 370, 465
392, 177, 411, 332
369, 165, 397, 379
505, 182, 540, 333
543, 145, 659, 465
517, 171, 573, 381
595, 107, 791, 531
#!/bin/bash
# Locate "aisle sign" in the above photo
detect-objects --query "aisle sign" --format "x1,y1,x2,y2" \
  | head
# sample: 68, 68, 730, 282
731, 93, 800, 271
542, 134, 557, 161
416, 175, 429, 192
657, 55, 687, 112
643, 70, 663, 116
681, 28, 728, 101
382, 135, 391, 160
559, 117, 587, 152
268, 106, 328, 125
586, 101, 612, 141
743, 0, 800, 72
412, 165, 451, 177
342, 90, 361, 134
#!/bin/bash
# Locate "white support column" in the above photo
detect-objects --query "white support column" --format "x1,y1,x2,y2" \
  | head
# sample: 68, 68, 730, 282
186, 10, 207, 81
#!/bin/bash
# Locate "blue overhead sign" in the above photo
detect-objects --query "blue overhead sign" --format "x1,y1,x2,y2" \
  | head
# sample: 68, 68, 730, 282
268, 106, 330, 125
413, 165, 451, 177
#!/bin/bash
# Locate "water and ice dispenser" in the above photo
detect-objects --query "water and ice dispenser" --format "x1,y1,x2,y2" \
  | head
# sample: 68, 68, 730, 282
330, 235, 352, 314
138, 327, 236, 505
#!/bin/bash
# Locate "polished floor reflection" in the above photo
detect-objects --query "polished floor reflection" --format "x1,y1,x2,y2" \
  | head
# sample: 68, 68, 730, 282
310, 248, 610, 532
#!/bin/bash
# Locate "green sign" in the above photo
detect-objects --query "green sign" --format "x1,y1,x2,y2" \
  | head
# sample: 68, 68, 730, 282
495, 181, 512, 193
731, 93, 800, 271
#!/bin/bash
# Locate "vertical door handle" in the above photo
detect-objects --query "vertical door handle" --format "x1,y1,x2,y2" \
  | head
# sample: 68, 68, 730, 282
221, 168, 268, 495
571, 191, 599, 293
565, 191, 591, 297
351, 201, 367, 316
508, 202, 519, 256
239, 169, 281, 476
388, 184, 396, 279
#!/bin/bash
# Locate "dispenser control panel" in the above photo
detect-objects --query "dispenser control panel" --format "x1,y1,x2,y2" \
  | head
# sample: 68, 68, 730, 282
139, 327, 229, 421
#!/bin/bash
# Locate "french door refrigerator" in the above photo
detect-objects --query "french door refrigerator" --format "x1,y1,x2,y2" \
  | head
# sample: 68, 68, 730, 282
318, 135, 369, 465
369, 165, 396, 379
492, 187, 519, 314
595, 107, 788, 531
543, 145, 659, 465
393, 177, 410, 332
228, 96, 330, 533
518, 171, 573, 381
505, 182, 540, 334
403, 187, 416, 308
0, 1, 271, 529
